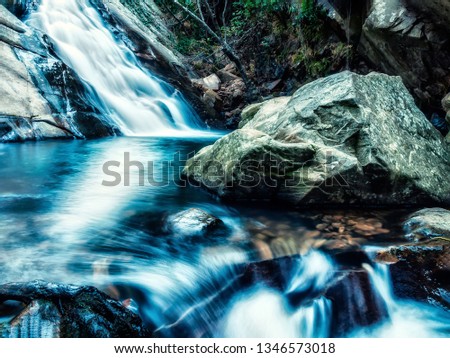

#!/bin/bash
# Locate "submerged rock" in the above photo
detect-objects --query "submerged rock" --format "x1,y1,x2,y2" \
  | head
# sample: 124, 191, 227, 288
184, 71, 450, 207
324, 270, 389, 337
165, 208, 227, 238
0, 280, 148, 338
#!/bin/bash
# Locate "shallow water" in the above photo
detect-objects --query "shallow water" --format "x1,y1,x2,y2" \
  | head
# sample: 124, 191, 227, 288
1, 137, 448, 338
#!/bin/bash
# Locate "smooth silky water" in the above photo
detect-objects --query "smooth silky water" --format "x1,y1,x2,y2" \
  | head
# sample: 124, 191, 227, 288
1, 138, 449, 337
27, 0, 205, 136
1, 0, 448, 338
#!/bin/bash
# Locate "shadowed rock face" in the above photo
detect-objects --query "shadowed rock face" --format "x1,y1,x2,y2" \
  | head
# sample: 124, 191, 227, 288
184, 71, 450, 207
360, 0, 450, 112
0, 281, 149, 338
324, 0, 450, 116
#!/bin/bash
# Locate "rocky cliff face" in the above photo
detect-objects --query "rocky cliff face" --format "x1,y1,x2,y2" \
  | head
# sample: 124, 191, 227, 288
324, 0, 450, 118
184, 71, 450, 207
0, 3, 120, 142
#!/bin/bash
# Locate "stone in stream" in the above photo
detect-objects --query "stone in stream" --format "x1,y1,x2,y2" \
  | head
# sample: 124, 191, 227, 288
324, 270, 389, 337
184, 71, 450, 207
403, 208, 450, 242
377, 208, 450, 309
376, 241, 450, 310
0, 280, 149, 338
153, 252, 390, 338
164, 208, 227, 238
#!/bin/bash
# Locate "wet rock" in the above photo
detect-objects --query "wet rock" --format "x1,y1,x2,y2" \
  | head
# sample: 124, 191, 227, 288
184, 71, 450, 206
1, 0, 38, 18
378, 208, 450, 308
403, 208, 450, 242
376, 241, 450, 309
165, 208, 227, 238
0, 280, 149, 337
240, 255, 303, 293
324, 270, 389, 337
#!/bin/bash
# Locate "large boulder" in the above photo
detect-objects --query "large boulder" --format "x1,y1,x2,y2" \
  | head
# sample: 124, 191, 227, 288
184, 71, 450, 207
0, 281, 148, 337
0, 4, 119, 142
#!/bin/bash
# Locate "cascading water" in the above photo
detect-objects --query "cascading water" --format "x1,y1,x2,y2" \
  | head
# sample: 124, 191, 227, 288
222, 251, 334, 338
27, 0, 202, 136
2, 1, 450, 338
355, 251, 450, 338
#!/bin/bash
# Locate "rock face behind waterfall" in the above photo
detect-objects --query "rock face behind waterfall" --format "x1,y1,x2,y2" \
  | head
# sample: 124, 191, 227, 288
358, 0, 450, 110
323, 0, 450, 115
0, 4, 120, 142
184, 71, 450, 207
0, 281, 148, 338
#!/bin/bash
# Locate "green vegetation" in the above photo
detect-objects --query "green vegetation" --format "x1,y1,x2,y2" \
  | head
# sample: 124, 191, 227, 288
152, 0, 354, 95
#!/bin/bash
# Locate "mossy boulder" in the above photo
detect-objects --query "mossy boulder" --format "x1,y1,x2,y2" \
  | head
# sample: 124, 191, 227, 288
184, 71, 450, 207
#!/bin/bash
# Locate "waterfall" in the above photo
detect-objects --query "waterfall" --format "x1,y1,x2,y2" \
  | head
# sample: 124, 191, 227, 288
222, 251, 334, 338
27, 0, 202, 136
355, 248, 450, 338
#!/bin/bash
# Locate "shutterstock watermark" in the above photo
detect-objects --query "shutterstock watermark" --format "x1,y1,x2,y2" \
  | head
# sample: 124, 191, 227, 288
101, 151, 350, 190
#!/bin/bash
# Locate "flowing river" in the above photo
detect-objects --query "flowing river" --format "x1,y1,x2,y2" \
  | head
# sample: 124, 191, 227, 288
0, 0, 449, 338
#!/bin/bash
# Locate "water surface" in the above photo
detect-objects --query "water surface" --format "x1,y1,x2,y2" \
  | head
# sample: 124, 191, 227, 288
1, 137, 448, 338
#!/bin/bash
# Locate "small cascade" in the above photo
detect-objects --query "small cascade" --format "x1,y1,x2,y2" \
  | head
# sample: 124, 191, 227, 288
27, 0, 202, 136
354, 248, 450, 338
222, 251, 334, 338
